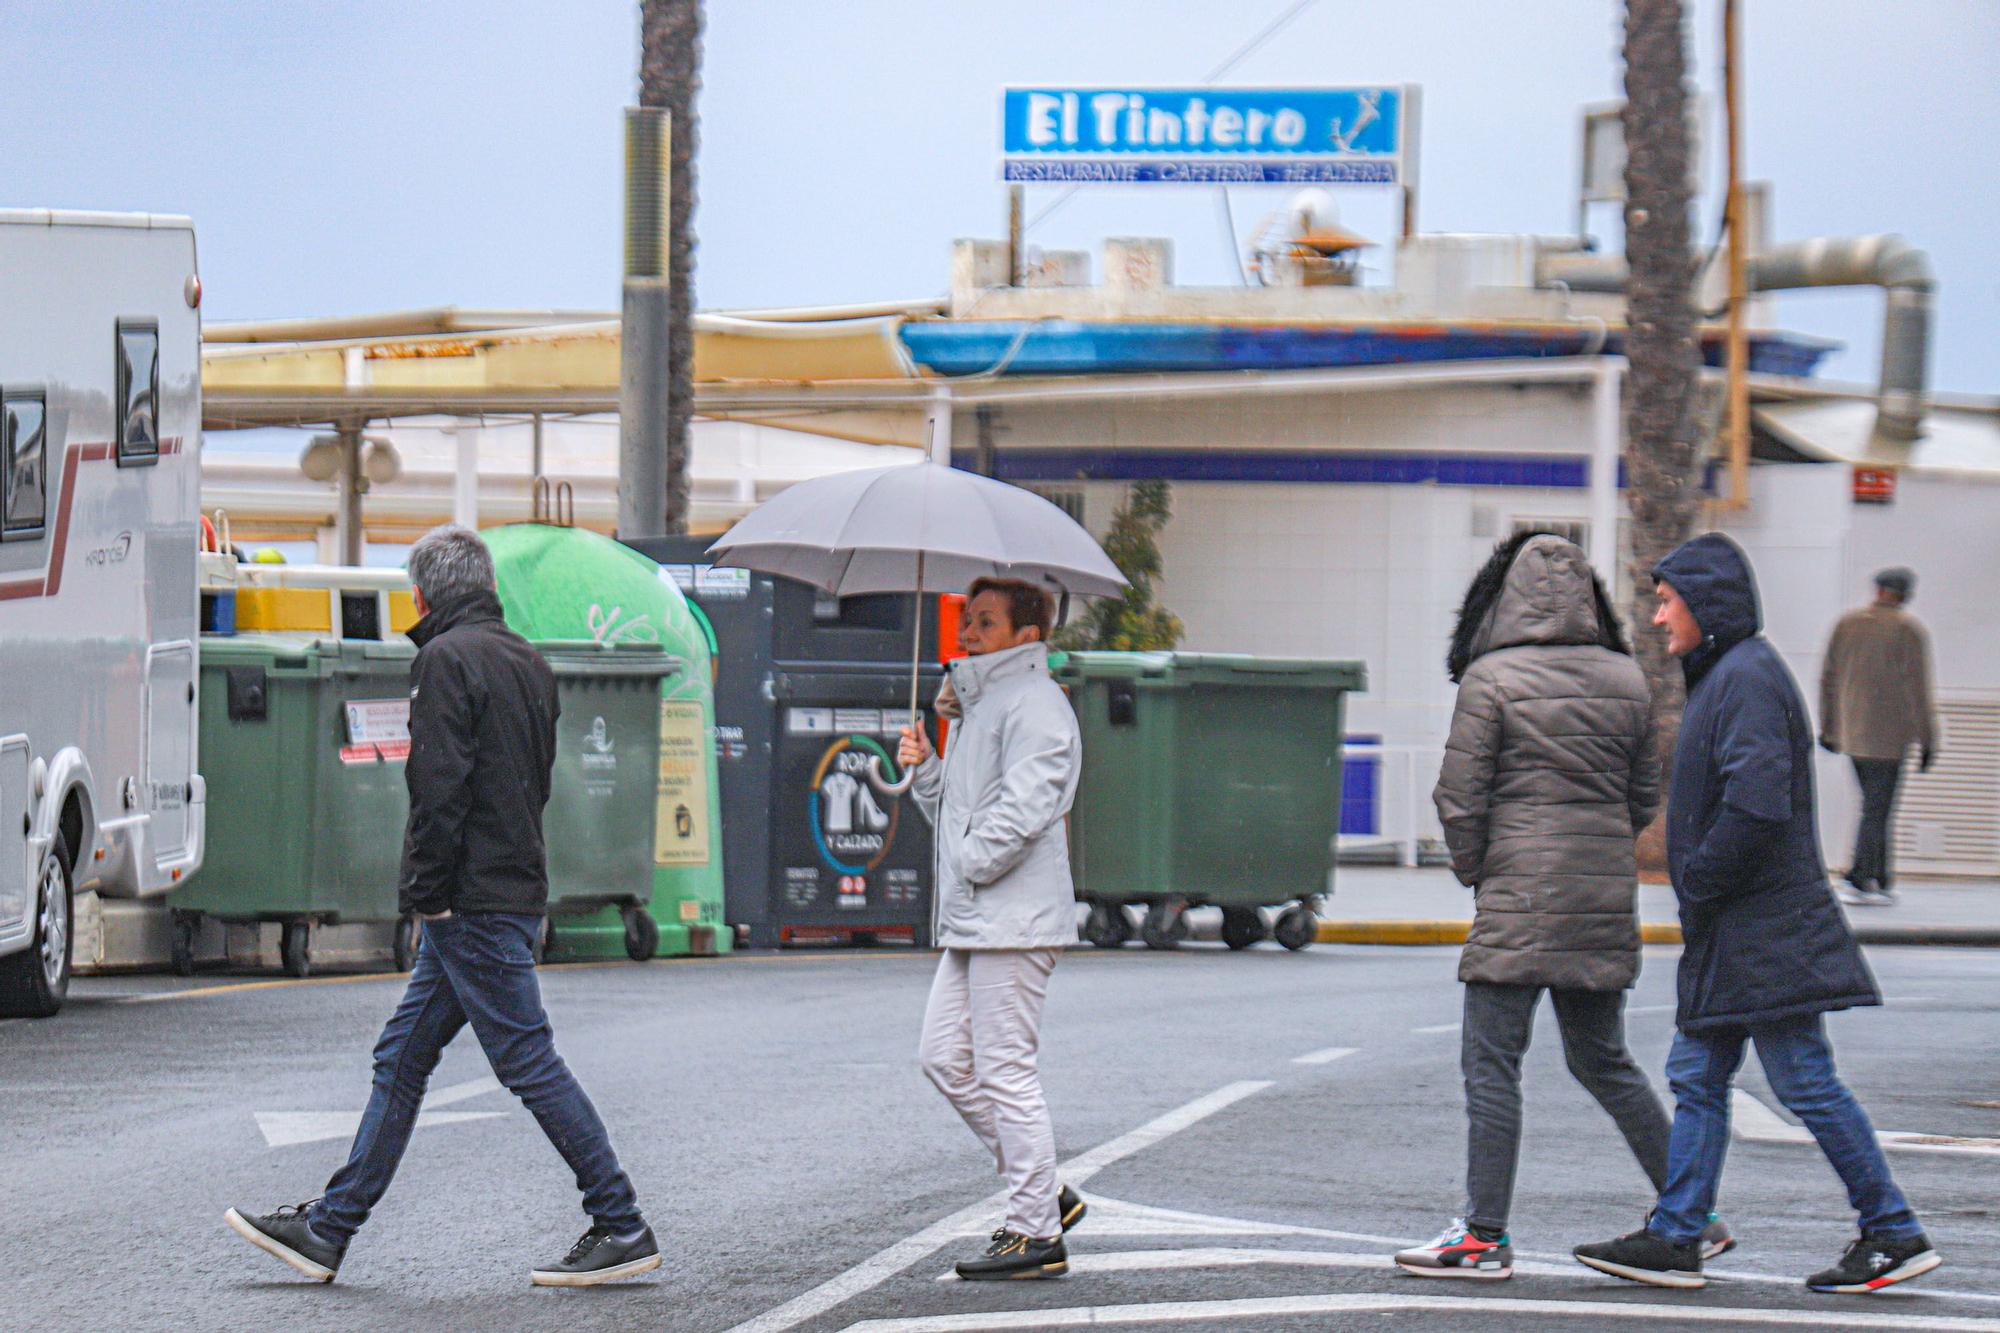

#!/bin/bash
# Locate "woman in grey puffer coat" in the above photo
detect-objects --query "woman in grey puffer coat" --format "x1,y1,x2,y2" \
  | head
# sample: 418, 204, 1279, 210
1395, 533, 1730, 1279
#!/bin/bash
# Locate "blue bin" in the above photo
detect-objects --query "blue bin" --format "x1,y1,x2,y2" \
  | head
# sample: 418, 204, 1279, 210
1340, 734, 1379, 836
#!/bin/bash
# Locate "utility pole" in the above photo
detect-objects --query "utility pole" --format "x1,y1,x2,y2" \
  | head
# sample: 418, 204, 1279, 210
1722, 0, 1751, 509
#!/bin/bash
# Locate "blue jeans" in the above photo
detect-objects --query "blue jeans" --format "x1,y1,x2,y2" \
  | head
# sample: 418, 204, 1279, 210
1650, 1014, 1919, 1244
310, 912, 643, 1245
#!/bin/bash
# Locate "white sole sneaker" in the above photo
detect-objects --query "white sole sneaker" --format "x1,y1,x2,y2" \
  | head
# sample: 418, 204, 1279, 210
530, 1251, 663, 1287
225, 1207, 336, 1283
1575, 1253, 1707, 1289
1394, 1259, 1513, 1280
1810, 1249, 1942, 1293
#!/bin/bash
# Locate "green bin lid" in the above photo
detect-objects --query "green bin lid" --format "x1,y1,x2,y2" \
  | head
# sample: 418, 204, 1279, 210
201, 633, 416, 670
536, 638, 682, 680
1053, 650, 1365, 691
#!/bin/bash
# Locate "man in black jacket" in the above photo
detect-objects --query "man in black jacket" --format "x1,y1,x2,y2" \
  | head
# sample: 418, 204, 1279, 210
227, 525, 658, 1288
1574, 533, 1937, 1296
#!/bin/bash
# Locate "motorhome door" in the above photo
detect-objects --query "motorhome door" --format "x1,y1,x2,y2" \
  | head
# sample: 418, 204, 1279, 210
145, 641, 195, 862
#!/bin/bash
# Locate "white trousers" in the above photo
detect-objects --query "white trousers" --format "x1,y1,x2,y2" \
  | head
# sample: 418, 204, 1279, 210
917, 947, 1062, 1239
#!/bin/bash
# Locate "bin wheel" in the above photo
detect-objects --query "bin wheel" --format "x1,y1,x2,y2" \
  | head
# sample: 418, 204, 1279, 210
1141, 900, 1188, 951
530, 916, 551, 965
170, 912, 199, 977
1220, 907, 1267, 951
623, 908, 659, 963
1082, 900, 1130, 949
280, 921, 312, 978
393, 914, 422, 972
1274, 905, 1317, 952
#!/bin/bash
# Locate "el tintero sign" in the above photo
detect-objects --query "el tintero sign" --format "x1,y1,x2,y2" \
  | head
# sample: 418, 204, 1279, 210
1001, 86, 1417, 185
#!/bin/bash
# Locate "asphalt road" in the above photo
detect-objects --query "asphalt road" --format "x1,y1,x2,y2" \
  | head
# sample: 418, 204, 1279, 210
4, 942, 1998, 1332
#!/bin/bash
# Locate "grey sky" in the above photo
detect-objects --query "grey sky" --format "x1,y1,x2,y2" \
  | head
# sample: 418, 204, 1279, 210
4, 0, 1993, 391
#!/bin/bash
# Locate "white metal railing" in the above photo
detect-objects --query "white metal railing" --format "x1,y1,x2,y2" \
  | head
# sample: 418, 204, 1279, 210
1340, 742, 1447, 868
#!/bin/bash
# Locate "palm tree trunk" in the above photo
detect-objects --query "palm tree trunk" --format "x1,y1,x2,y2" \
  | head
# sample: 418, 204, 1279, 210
1623, 0, 1703, 868
639, 0, 703, 534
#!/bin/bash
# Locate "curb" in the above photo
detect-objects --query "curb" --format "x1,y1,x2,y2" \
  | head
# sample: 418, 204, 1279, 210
1316, 919, 2000, 949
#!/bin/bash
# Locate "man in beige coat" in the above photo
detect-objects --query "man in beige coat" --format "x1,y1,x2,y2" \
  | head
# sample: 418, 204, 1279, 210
1819, 568, 1938, 906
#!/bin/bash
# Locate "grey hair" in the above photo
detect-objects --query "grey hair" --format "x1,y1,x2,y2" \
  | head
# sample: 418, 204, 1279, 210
406, 524, 496, 605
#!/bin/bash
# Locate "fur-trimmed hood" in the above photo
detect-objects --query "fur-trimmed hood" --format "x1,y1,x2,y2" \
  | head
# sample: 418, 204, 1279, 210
1446, 531, 1629, 682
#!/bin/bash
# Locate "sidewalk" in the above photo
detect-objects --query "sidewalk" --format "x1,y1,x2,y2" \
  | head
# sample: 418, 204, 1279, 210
1316, 865, 2000, 947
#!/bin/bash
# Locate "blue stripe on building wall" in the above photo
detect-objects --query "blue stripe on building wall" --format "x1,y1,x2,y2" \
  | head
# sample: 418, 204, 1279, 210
951, 449, 1726, 490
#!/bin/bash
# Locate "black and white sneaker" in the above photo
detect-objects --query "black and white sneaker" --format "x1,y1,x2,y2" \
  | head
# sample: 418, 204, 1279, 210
530, 1223, 663, 1287
1806, 1232, 1941, 1293
1059, 1184, 1088, 1233
225, 1201, 345, 1282
1574, 1227, 1706, 1289
955, 1230, 1068, 1281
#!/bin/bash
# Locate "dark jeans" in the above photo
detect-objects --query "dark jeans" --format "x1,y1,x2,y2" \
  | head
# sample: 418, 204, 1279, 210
1461, 982, 1672, 1235
1650, 1014, 1920, 1245
1849, 757, 1903, 891
310, 912, 643, 1245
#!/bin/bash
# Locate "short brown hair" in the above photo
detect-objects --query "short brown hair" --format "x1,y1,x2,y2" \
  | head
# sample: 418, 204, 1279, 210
966, 577, 1055, 642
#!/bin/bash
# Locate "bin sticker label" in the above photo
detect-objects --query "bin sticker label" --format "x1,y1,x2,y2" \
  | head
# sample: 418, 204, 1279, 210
807, 734, 906, 878
788, 708, 835, 735
834, 707, 881, 734
694, 565, 752, 599
662, 564, 696, 591
345, 698, 411, 745
655, 700, 713, 866
339, 741, 408, 765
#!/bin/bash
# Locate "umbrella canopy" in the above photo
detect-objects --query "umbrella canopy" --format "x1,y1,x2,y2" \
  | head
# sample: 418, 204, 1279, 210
707, 461, 1127, 598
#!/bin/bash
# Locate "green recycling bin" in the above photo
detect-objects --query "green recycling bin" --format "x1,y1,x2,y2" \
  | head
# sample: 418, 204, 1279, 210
538, 640, 682, 959
170, 634, 418, 978
1051, 652, 1367, 953
486, 523, 732, 963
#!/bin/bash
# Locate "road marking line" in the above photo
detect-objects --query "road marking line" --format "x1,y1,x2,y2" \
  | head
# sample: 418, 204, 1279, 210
1289, 1045, 1358, 1066
1735, 1089, 2000, 1158
722, 1080, 1273, 1333
1412, 1022, 1460, 1034
118, 973, 406, 1003
839, 1292, 2000, 1331
950, 1194, 1410, 1246
255, 1075, 506, 1148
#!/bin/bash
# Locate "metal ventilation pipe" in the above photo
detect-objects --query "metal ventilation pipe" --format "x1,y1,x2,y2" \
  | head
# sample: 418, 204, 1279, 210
618, 106, 672, 539
1747, 235, 1933, 440
1536, 233, 1935, 440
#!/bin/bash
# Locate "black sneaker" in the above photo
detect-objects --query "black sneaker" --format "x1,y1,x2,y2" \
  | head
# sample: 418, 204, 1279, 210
1059, 1184, 1088, 1233
955, 1230, 1068, 1281
530, 1223, 663, 1287
1806, 1233, 1941, 1293
1574, 1227, 1706, 1289
225, 1202, 345, 1282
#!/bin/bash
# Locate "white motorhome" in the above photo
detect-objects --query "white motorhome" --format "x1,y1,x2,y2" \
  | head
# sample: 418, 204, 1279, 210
0, 210, 205, 1017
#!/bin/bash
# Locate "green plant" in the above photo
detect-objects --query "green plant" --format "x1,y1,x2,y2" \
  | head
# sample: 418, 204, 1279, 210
1055, 481, 1185, 652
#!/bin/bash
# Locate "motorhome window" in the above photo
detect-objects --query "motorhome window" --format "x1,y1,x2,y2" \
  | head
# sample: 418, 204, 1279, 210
2, 393, 47, 539
116, 322, 160, 465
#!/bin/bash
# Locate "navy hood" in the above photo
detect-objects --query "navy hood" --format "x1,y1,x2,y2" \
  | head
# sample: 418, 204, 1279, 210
1652, 533, 1762, 685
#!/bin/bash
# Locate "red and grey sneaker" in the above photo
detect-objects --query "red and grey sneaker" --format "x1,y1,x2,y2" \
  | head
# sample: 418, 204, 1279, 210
1806, 1232, 1941, 1293
1394, 1219, 1513, 1279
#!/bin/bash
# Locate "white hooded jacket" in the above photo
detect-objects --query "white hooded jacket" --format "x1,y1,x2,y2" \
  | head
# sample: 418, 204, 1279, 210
911, 641, 1081, 950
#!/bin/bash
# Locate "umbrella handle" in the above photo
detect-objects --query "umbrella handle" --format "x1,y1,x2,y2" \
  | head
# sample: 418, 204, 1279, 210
866, 754, 914, 796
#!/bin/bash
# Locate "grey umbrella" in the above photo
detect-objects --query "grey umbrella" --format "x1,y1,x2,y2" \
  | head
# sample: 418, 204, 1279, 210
708, 459, 1127, 789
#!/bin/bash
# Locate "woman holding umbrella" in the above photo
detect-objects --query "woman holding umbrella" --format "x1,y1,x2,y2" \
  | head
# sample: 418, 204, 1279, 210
899, 577, 1086, 1281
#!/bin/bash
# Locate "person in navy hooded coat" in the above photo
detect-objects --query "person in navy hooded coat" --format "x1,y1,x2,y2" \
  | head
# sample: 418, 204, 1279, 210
1574, 534, 1939, 1296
